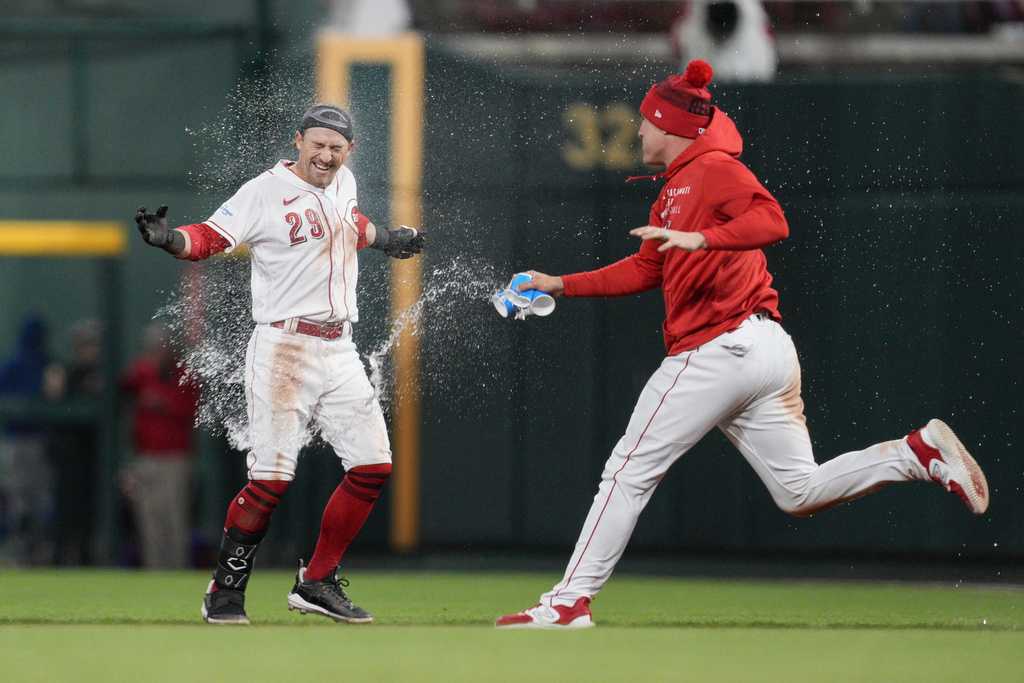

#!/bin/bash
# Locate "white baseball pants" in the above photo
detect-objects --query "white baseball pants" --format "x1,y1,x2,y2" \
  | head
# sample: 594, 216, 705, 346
244, 324, 391, 481
542, 314, 929, 606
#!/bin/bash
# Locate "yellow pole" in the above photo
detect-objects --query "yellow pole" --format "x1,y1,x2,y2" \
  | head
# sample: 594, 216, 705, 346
388, 35, 424, 553
0, 222, 126, 256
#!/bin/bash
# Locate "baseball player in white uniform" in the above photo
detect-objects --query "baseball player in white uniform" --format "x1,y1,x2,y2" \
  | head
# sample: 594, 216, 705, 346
135, 104, 425, 625
496, 63, 990, 629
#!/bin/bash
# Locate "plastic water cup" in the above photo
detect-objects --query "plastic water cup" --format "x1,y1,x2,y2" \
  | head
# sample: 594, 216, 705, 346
509, 272, 556, 317
525, 290, 555, 316
491, 290, 518, 318
491, 273, 557, 319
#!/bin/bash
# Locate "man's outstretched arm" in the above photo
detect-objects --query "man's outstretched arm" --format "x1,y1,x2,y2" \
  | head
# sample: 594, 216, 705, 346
518, 237, 665, 299
135, 206, 230, 260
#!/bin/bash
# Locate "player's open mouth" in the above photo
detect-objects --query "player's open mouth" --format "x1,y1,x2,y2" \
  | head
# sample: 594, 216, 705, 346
312, 161, 332, 172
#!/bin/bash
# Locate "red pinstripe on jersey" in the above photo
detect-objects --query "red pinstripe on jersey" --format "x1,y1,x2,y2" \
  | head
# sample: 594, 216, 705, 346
549, 351, 693, 605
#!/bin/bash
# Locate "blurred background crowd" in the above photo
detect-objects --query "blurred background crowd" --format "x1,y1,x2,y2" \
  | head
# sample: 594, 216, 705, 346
0, 316, 196, 567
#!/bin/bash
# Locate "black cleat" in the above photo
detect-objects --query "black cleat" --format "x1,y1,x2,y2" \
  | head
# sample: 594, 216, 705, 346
201, 580, 250, 625
286, 560, 374, 624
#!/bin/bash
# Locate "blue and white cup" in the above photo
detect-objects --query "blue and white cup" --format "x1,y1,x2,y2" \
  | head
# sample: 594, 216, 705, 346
491, 289, 521, 318
491, 272, 556, 319
510, 273, 556, 317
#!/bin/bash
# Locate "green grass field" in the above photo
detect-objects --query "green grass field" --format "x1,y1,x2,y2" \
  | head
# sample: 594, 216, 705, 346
1, 570, 1021, 682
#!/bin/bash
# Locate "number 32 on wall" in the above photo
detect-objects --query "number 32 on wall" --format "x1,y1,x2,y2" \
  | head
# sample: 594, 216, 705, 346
562, 102, 640, 171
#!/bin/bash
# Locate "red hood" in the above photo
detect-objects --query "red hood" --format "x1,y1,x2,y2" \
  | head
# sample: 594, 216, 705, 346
664, 107, 743, 176
627, 108, 744, 184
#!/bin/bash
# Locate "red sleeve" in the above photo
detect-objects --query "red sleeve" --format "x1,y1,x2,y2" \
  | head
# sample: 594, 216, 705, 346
178, 223, 231, 261
697, 160, 789, 251
353, 209, 371, 250
562, 238, 664, 297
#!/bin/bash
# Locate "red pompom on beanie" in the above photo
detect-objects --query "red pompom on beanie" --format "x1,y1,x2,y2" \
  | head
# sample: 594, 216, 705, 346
639, 59, 714, 139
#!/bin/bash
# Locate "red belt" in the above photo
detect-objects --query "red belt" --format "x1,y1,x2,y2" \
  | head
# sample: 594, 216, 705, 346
270, 318, 349, 340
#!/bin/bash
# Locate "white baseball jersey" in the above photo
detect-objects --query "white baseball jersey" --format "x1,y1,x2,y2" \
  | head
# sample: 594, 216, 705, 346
204, 160, 364, 324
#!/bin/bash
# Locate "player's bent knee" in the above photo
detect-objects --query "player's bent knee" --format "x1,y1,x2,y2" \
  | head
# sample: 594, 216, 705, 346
772, 498, 805, 517
247, 468, 296, 483
772, 485, 815, 518
775, 492, 830, 518
780, 502, 816, 518
246, 449, 299, 482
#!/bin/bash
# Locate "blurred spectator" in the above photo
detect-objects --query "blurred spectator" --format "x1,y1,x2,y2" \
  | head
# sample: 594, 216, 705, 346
119, 322, 198, 570
0, 315, 56, 565
326, 0, 412, 35
48, 318, 104, 565
672, 0, 777, 82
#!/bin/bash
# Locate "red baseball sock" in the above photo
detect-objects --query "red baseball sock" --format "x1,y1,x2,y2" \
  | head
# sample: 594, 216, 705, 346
224, 479, 291, 535
304, 464, 392, 582
211, 479, 290, 592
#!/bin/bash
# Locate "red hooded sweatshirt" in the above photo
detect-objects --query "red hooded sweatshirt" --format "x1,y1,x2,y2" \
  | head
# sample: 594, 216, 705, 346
561, 108, 788, 355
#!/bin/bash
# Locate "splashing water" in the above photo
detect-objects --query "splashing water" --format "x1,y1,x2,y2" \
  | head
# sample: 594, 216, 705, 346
156, 257, 253, 450
161, 51, 516, 449
184, 51, 315, 199
364, 255, 502, 410
158, 253, 505, 449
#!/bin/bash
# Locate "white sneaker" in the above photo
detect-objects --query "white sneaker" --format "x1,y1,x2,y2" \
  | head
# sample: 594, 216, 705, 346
910, 419, 990, 515
495, 597, 594, 629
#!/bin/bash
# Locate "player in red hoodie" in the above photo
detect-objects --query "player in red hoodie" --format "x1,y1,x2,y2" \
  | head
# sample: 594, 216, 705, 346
496, 61, 990, 630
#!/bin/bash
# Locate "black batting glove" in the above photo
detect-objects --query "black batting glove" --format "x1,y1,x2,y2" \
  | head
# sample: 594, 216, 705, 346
135, 205, 172, 248
372, 225, 426, 259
